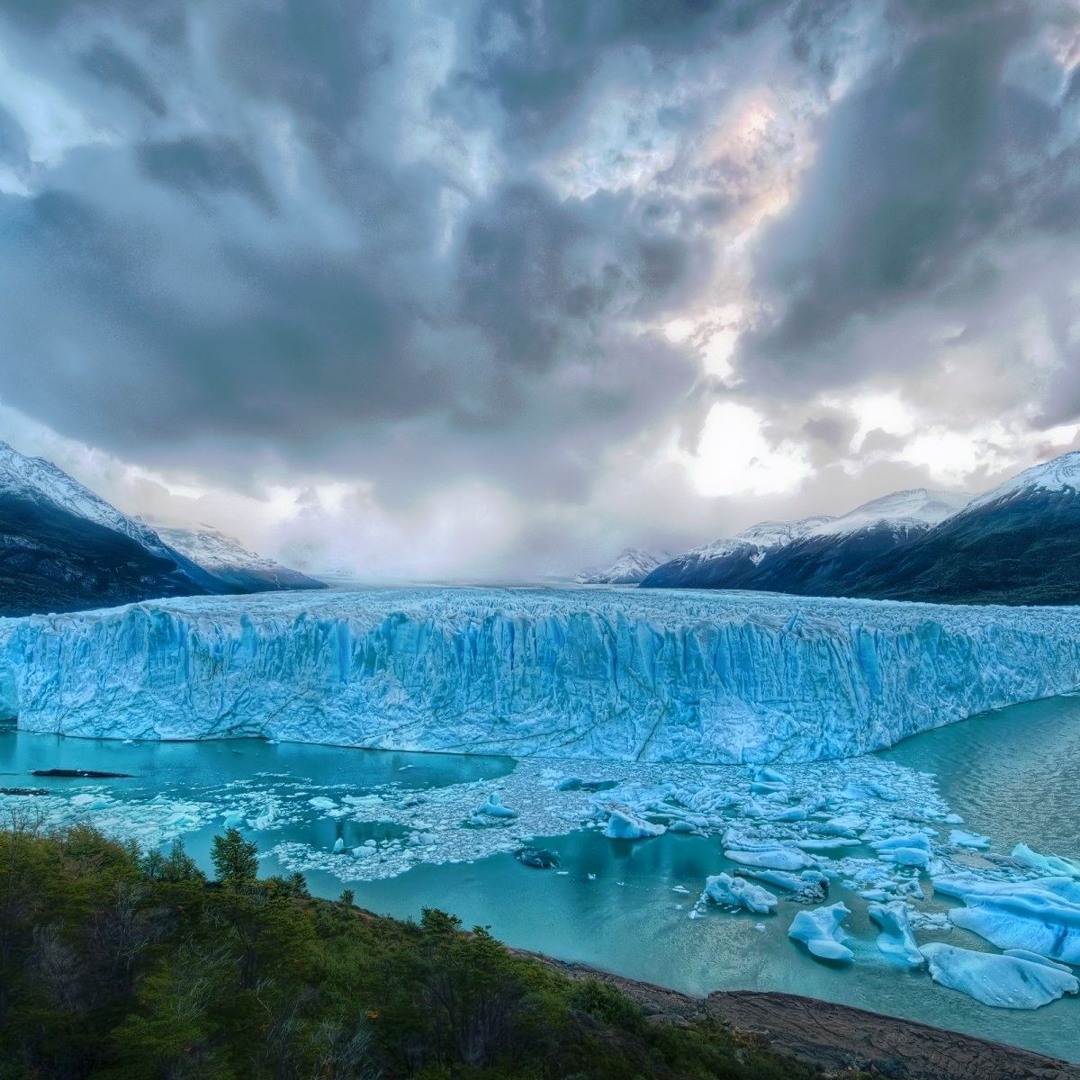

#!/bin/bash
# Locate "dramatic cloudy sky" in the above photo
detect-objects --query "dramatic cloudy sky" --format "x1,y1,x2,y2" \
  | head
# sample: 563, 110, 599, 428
2, 0, 1080, 579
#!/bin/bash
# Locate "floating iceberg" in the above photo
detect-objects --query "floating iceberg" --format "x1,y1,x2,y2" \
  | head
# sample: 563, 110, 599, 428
871, 834, 932, 869
736, 868, 828, 901
788, 902, 854, 962
1011, 844, 1080, 879
868, 901, 923, 968
475, 794, 518, 819
949, 829, 991, 850
725, 846, 815, 871
920, 942, 1079, 1009
603, 808, 666, 840
4, 588, 1080, 763
700, 873, 777, 914
934, 874, 1080, 964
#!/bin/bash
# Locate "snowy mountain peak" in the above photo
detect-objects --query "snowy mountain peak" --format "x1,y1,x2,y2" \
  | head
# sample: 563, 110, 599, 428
968, 450, 1080, 510
577, 548, 661, 584
809, 488, 972, 538
150, 523, 325, 590
0, 440, 173, 558
151, 524, 282, 573
688, 516, 835, 561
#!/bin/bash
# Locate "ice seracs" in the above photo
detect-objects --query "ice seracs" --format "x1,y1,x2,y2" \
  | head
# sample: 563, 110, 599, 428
4, 588, 1080, 765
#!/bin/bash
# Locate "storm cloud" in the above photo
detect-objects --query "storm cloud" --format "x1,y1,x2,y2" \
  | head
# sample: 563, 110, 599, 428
1, 0, 1079, 577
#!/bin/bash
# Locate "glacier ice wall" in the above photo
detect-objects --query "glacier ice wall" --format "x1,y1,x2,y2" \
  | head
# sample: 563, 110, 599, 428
1, 587, 1080, 764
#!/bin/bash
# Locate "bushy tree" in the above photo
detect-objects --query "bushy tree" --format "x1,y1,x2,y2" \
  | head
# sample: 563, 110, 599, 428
210, 829, 257, 888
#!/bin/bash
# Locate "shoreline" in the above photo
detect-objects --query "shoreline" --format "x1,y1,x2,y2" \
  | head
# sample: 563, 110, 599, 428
525, 952, 1080, 1079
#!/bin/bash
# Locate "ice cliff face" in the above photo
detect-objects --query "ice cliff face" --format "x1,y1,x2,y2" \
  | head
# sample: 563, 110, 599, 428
2, 588, 1080, 764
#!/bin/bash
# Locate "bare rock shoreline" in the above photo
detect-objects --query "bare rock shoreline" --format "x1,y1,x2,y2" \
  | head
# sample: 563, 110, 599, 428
530, 955, 1080, 1080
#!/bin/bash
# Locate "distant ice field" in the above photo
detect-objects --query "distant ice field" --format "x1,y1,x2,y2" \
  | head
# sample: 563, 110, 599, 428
3, 586, 1080, 763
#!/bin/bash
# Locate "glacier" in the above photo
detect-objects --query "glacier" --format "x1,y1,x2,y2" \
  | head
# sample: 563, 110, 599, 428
2, 587, 1080, 764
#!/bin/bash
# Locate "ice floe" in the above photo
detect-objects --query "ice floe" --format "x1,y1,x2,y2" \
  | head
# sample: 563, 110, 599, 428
933, 874, 1080, 965
698, 873, 778, 915
868, 901, 924, 968
921, 942, 1079, 1009
788, 903, 854, 962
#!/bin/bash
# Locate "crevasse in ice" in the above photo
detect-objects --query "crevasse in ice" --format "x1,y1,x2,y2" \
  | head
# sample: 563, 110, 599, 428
2, 587, 1080, 764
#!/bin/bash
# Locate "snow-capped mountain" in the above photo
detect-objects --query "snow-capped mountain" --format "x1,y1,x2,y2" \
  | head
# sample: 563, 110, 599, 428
576, 548, 662, 584
842, 450, 1080, 604
153, 524, 324, 593
644, 452, 1080, 603
965, 450, 1080, 510
808, 489, 971, 537
643, 489, 969, 592
0, 440, 323, 617
0, 442, 178, 562
0, 440, 224, 617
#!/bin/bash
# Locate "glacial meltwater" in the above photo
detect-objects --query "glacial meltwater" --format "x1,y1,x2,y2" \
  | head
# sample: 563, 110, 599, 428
2, 694, 1079, 1061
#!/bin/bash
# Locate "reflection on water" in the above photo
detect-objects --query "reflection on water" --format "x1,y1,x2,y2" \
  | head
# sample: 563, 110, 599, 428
2, 696, 1079, 1062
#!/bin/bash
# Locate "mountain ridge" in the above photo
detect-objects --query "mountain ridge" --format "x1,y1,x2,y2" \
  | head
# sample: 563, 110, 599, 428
0, 440, 323, 617
642, 453, 1080, 604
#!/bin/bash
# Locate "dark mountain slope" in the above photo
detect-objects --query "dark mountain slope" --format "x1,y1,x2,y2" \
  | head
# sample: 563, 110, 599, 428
0, 493, 216, 617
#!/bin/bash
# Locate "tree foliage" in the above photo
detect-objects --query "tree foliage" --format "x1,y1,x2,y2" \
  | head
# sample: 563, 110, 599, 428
0, 821, 836, 1080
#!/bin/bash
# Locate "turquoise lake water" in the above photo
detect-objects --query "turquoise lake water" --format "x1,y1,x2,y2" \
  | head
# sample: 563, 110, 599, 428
2, 695, 1079, 1061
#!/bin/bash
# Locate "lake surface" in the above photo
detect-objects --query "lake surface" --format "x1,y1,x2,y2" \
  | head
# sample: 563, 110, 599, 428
2, 694, 1079, 1062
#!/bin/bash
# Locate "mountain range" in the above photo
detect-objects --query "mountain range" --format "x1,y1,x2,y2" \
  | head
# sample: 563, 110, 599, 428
641, 452, 1080, 605
0, 441, 322, 617
576, 548, 663, 584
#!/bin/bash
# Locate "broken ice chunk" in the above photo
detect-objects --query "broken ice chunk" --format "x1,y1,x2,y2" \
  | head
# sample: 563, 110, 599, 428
725, 847, 815, 872
700, 873, 777, 915
867, 901, 923, 968
921, 942, 1079, 1009
934, 874, 1080, 964
475, 794, 519, 819
1011, 843, 1080, 879
788, 902, 854, 962
603, 808, 666, 840
949, 829, 991, 850
871, 834, 932, 869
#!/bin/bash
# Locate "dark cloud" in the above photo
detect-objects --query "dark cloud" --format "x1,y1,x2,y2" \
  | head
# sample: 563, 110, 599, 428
738, 1, 1075, 394
137, 136, 275, 210
1, 0, 1078, 561
447, 0, 786, 149
457, 182, 710, 379
0, 103, 28, 167
222, 0, 390, 138
0, 0, 185, 41
0, 0, 747, 503
802, 414, 853, 450
79, 39, 167, 117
